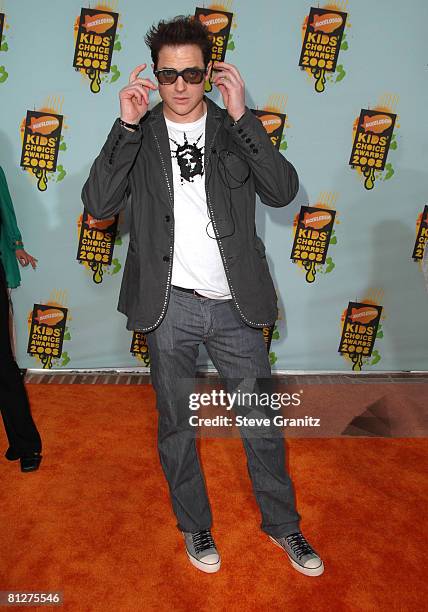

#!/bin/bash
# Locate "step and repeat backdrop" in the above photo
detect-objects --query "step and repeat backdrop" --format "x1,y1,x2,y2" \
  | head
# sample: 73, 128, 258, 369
1, 0, 427, 372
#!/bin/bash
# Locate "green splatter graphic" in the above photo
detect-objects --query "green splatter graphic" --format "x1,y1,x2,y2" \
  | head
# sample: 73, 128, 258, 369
0, 66, 8, 83
279, 137, 288, 151
369, 349, 381, 366
40, 354, 53, 369
55, 165, 66, 182
0, 41, 8, 52
272, 326, 280, 341
114, 235, 122, 246
313, 67, 326, 93
335, 64, 346, 82
227, 34, 235, 51
59, 136, 67, 151
324, 257, 335, 274
389, 133, 397, 150
269, 352, 277, 366
60, 351, 70, 367
33, 167, 48, 191
111, 258, 121, 274
384, 163, 394, 180
110, 64, 120, 83
376, 324, 383, 339
363, 165, 376, 189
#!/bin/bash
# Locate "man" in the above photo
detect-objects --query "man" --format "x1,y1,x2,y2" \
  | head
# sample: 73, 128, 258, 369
82, 15, 324, 576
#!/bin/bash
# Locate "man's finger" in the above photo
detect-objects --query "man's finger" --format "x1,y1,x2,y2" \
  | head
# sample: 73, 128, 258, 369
122, 85, 147, 104
214, 61, 243, 84
129, 63, 147, 84
130, 77, 158, 90
213, 71, 238, 88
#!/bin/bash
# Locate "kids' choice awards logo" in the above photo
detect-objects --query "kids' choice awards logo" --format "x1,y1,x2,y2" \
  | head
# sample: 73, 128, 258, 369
195, 6, 234, 93
299, 4, 349, 93
339, 298, 384, 371
412, 205, 428, 262
252, 95, 289, 152
350, 110, 396, 190
73, 7, 121, 93
349, 95, 399, 190
27, 292, 71, 369
19, 97, 68, 191
131, 331, 150, 367
77, 211, 121, 283
291, 193, 339, 283
291, 206, 336, 283
0, 11, 9, 84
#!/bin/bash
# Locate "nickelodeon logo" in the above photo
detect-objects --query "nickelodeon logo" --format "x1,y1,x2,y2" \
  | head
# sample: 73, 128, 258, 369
85, 214, 116, 230
302, 211, 332, 229
199, 13, 229, 33
34, 308, 65, 327
349, 307, 378, 324
28, 115, 59, 135
311, 12, 343, 33
362, 114, 393, 134
256, 114, 282, 133
82, 13, 114, 34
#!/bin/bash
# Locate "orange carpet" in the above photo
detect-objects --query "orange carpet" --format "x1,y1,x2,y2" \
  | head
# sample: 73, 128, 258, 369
0, 384, 426, 611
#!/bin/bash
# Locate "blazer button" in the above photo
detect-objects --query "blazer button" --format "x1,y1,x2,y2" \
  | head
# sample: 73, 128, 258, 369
238, 128, 243, 134
164, 215, 170, 222
163, 255, 170, 262
245, 138, 251, 143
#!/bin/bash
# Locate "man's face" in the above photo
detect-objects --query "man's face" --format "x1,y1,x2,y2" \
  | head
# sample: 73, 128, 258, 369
156, 44, 210, 121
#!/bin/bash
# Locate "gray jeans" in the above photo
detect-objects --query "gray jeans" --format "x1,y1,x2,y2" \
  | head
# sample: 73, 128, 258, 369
145, 286, 301, 538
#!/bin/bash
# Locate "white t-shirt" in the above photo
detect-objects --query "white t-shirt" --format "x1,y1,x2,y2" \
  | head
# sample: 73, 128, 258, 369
165, 111, 231, 300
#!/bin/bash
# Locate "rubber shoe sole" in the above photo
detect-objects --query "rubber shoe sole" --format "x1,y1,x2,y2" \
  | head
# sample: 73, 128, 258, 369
269, 536, 324, 577
185, 550, 221, 574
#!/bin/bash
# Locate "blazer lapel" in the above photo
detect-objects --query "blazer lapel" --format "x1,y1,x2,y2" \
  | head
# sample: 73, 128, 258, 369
204, 95, 223, 170
148, 102, 174, 210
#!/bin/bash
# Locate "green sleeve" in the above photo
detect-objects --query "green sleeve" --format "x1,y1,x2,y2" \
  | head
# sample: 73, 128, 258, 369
0, 166, 24, 250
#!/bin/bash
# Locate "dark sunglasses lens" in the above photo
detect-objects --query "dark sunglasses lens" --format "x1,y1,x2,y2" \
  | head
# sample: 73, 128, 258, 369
183, 69, 204, 84
157, 70, 177, 84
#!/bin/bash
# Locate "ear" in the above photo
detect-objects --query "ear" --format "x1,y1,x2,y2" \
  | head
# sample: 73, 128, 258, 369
206, 60, 213, 80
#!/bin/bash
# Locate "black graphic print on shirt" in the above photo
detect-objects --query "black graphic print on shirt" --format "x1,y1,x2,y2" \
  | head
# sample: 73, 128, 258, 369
169, 132, 204, 184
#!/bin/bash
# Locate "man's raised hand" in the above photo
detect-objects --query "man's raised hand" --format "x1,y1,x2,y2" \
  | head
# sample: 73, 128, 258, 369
119, 64, 158, 125
212, 61, 246, 123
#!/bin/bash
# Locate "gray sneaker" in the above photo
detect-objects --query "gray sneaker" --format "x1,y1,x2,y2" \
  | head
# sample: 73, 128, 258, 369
182, 529, 221, 573
269, 531, 324, 576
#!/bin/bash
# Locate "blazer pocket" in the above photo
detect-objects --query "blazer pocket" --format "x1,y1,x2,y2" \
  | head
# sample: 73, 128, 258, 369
221, 151, 251, 186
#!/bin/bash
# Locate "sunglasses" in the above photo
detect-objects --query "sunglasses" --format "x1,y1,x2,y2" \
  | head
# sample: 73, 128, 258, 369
154, 67, 207, 85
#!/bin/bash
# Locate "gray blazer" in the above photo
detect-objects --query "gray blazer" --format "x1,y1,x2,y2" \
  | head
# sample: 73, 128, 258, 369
81, 96, 299, 331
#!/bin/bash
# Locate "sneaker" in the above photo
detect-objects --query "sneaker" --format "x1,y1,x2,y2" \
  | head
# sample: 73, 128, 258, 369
182, 529, 221, 573
269, 531, 324, 576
